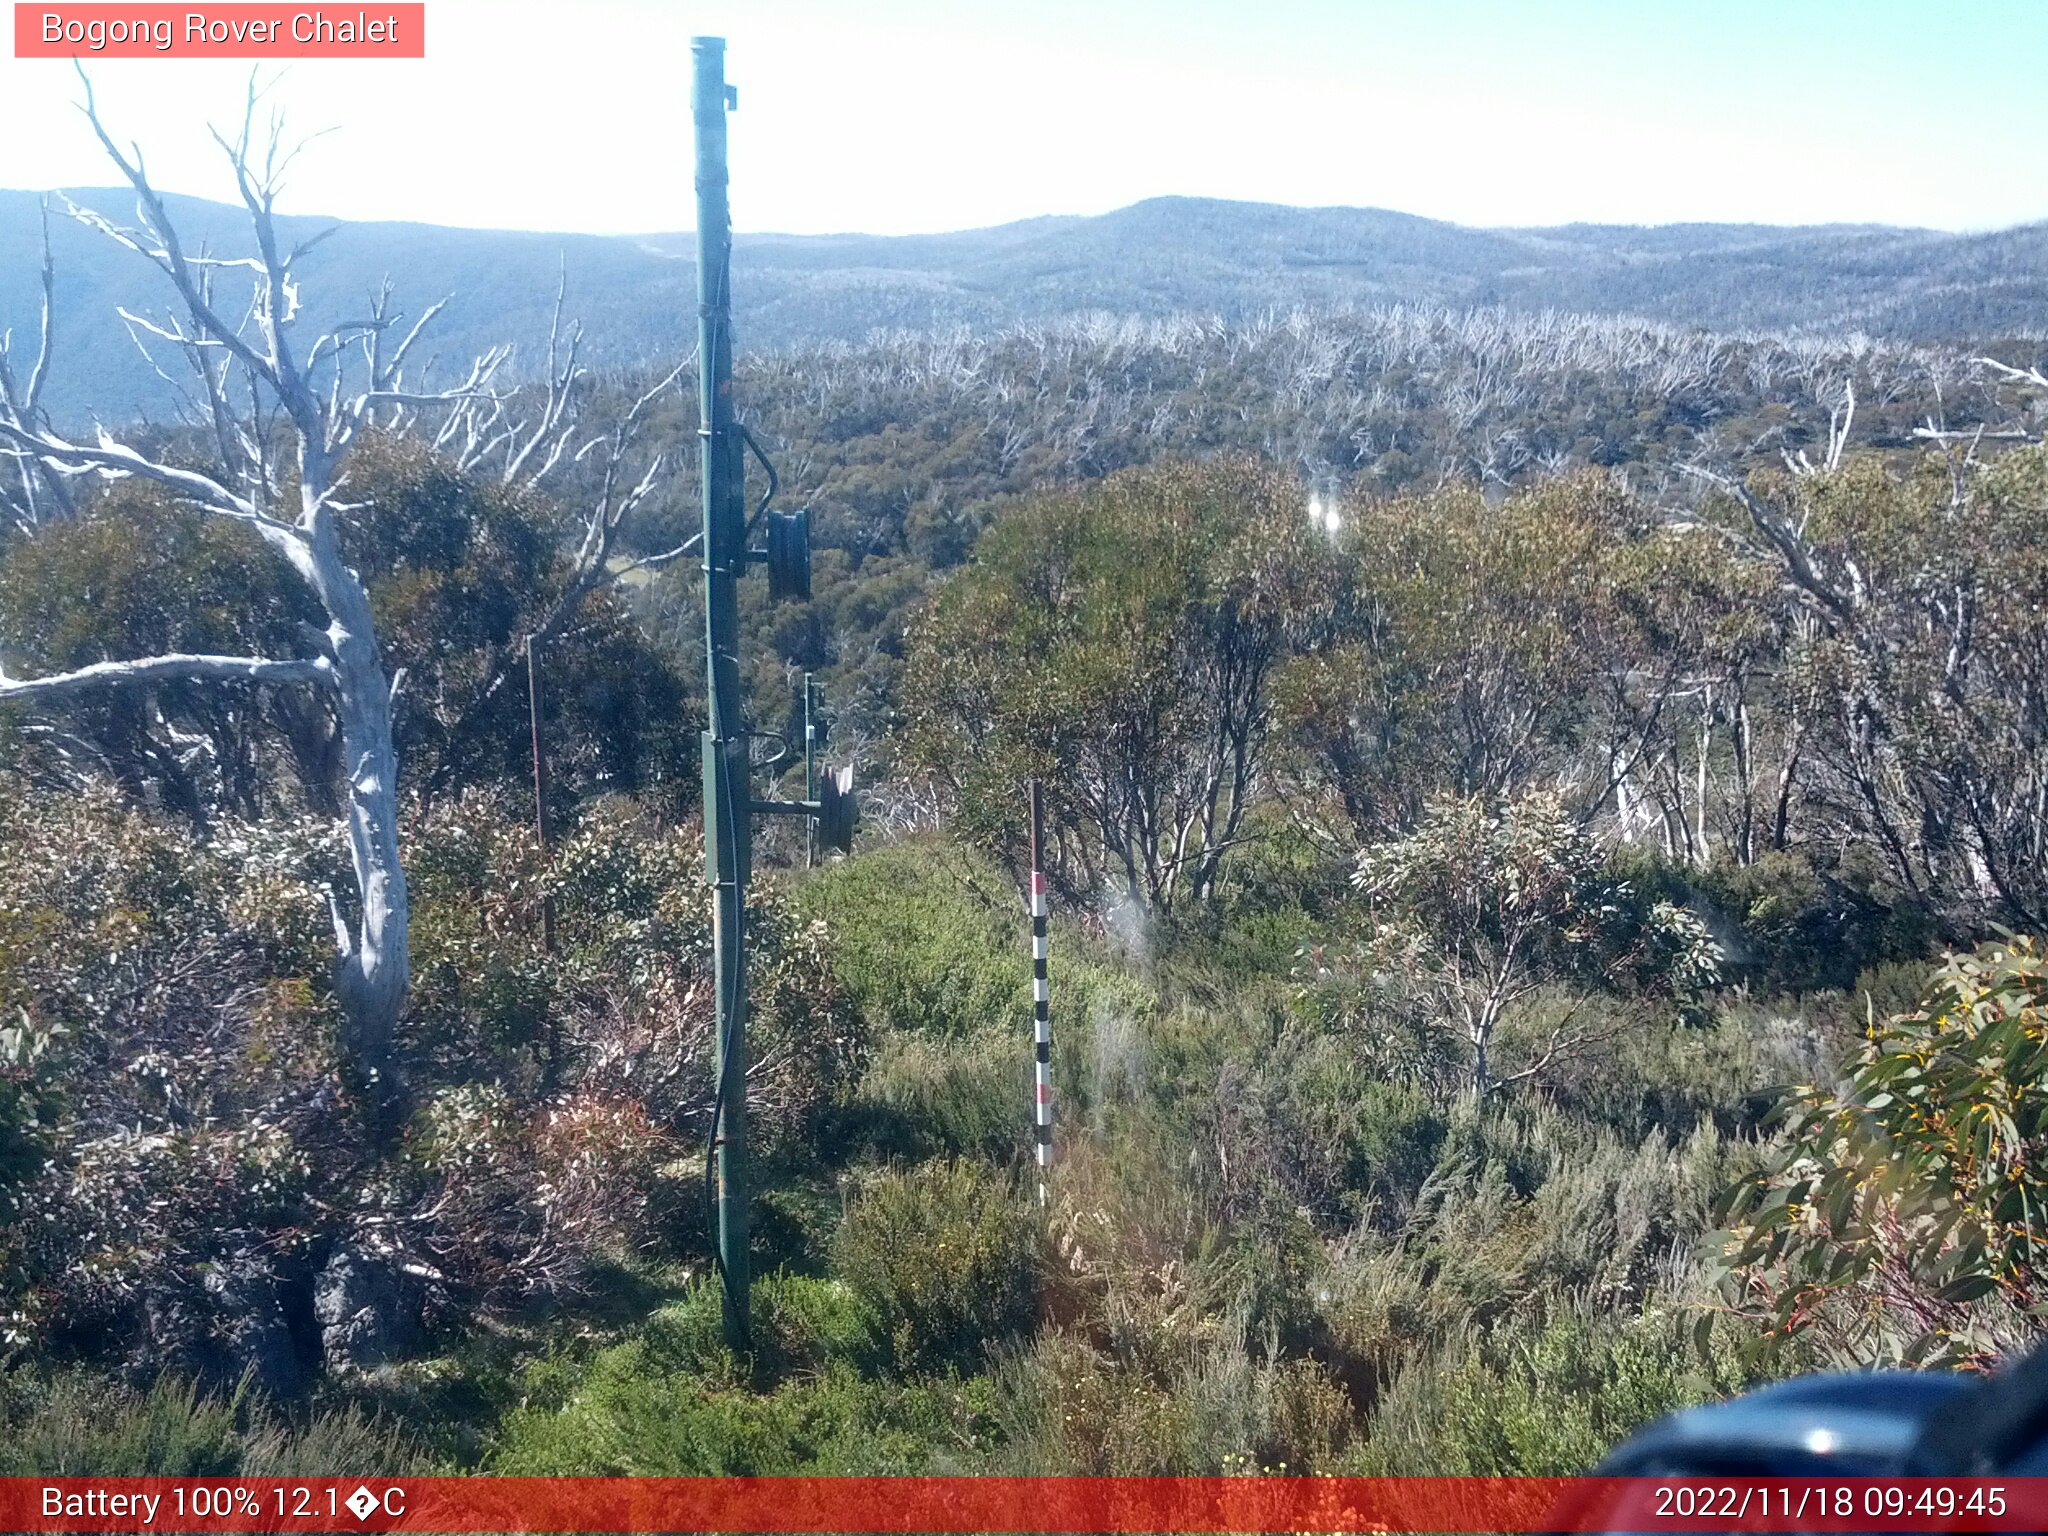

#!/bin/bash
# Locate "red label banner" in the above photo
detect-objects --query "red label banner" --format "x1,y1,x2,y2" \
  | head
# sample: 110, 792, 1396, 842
3, 1476, 2046, 1533
13, 4, 424, 57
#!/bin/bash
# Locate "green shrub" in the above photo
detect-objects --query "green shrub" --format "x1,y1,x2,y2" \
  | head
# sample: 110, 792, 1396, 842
987, 1331, 1194, 1474
1297, 1096, 1748, 1399
238, 1401, 432, 1476
0, 1373, 241, 1476
1316, 1246, 1435, 1412
833, 1159, 1040, 1373
493, 1359, 921, 1474
1158, 810, 1345, 987
1353, 1307, 1755, 1474
799, 839, 1149, 1042
849, 1032, 1027, 1163
1539, 997, 1849, 1142
0, 1010, 61, 1325
1677, 848, 1939, 996
403, 793, 556, 1078
799, 842, 1027, 1039
622, 1272, 878, 1383
1188, 1205, 1326, 1354
1720, 935, 2048, 1368
1265, 1031, 1445, 1224
1260, 1355, 1356, 1473
0, 1370, 422, 1476
0, 780, 864, 1377
988, 1324, 1355, 1475
489, 1275, 987, 1474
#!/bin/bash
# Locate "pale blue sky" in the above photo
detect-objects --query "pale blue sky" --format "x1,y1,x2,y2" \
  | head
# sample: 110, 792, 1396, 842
0, 0, 2041, 235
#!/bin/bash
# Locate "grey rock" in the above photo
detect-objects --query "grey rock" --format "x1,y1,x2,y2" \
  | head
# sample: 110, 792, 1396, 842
199, 1256, 308, 1400
314, 1242, 421, 1372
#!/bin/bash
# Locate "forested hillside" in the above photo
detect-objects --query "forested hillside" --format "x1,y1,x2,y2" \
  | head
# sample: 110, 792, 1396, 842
6, 130, 2048, 1485
585, 306, 2035, 756
3, 186, 2046, 420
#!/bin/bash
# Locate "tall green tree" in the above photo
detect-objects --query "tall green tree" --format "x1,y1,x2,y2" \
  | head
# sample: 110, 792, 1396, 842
904, 457, 1317, 912
1690, 447, 2048, 929
1271, 475, 1676, 844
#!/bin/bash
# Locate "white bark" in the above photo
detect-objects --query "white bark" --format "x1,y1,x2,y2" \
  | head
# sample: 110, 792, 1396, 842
0, 200, 75, 529
0, 76, 495, 1128
0, 652, 330, 698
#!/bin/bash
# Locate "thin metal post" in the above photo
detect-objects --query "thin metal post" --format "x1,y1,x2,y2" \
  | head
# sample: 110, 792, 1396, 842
694, 33, 751, 1352
1028, 780, 1052, 1204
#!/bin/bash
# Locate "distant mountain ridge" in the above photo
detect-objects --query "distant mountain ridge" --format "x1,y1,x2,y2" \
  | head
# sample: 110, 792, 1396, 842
2, 189, 2044, 422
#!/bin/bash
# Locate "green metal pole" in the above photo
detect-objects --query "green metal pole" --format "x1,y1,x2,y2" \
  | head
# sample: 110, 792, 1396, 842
693, 34, 751, 1352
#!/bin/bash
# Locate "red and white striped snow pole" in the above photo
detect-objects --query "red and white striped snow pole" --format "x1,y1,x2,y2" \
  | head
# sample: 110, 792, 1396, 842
1028, 779, 1052, 1204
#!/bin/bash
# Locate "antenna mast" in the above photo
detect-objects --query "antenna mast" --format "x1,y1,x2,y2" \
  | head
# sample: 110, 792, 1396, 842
692, 38, 856, 1352
693, 34, 752, 1352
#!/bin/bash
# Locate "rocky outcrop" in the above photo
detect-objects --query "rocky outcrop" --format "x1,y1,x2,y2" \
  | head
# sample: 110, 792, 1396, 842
313, 1242, 421, 1373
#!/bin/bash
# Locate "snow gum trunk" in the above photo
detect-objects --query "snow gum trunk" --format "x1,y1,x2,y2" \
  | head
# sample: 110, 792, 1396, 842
305, 505, 410, 1127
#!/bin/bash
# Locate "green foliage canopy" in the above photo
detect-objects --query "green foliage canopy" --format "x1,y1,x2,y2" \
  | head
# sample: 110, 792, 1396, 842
903, 457, 1319, 911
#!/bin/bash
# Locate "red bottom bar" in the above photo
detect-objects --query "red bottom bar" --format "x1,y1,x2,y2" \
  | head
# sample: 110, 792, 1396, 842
6, 1476, 2046, 1533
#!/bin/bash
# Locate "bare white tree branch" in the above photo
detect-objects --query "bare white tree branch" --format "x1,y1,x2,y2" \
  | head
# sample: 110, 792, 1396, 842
0, 200, 76, 528
1679, 462, 1860, 625
0, 651, 332, 700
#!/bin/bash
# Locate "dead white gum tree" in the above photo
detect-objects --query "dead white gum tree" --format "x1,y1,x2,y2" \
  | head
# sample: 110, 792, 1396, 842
0, 78, 505, 1130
